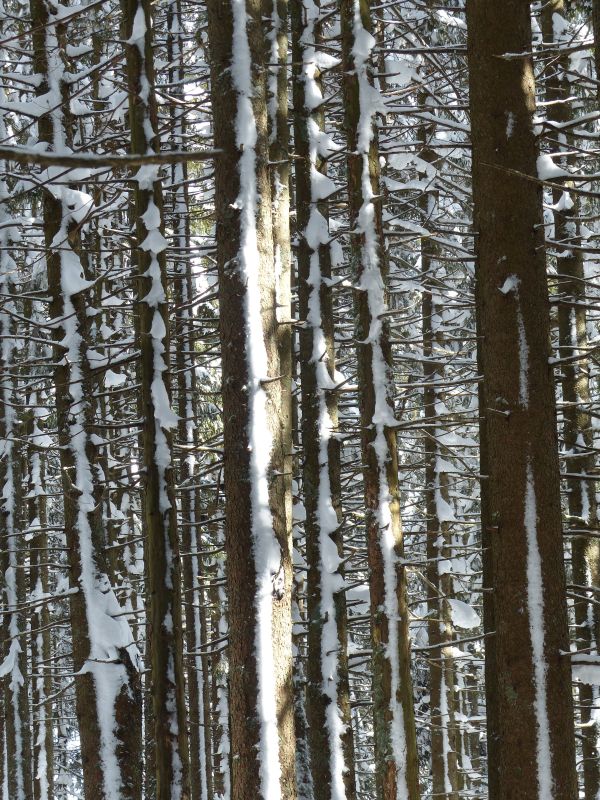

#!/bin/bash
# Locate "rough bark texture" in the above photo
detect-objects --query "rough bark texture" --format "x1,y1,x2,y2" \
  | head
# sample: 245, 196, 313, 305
122, 0, 190, 795
340, 1, 420, 798
466, 2, 578, 797
291, 2, 356, 798
542, 5, 600, 795
206, 1, 296, 798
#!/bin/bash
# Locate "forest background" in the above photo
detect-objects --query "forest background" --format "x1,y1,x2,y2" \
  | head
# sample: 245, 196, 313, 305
0, 0, 598, 799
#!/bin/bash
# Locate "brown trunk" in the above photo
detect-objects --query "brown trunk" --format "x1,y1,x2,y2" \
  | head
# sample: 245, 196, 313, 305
291, 1, 356, 797
541, 5, 600, 795
122, 0, 191, 795
206, 1, 296, 798
32, 2, 142, 796
340, 1, 420, 798
418, 77, 461, 799
466, 2, 578, 796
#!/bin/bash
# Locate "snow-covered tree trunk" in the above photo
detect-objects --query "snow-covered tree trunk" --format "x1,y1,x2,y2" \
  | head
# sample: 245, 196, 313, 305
206, 0, 296, 797
122, 0, 190, 795
466, 1, 578, 797
0, 187, 32, 800
418, 73, 461, 798
291, 2, 356, 799
266, 3, 296, 797
166, 3, 213, 795
422, 245, 461, 800
210, 557, 230, 800
340, 2, 420, 799
31, 1, 143, 797
541, 4, 600, 795
593, 0, 600, 103
26, 394, 54, 800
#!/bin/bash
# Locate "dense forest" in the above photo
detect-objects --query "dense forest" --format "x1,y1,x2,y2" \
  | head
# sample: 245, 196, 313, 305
0, 0, 598, 798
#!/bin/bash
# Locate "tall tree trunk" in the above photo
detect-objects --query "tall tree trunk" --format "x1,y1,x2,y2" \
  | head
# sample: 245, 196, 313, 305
340, 1, 420, 798
206, 0, 296, 797
266, 3, 297, 797
0, 214, 31, 800
122, 0, 191, 795
166, 2, 214, 797
421, 196, 461, 800
466, 2, 578, 797
541, 4, 600, 795
27, 397, 54, 800
292, 2, 356, 798
417, 33, 461, 795
31, 0, 143, 795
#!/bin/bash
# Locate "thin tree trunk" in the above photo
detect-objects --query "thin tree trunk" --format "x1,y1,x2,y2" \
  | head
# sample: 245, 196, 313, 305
0, 248, 31, 800
418, 59, 461, 797
422, 241, 460, 799
266, 3, 297, 797
340, 1, 420, 798
292, 2, 356, 798
206, 0, 296, 797
541, 5, 600, 795
165, 2, 214, 796
32, 0, 143, 791
466, 2, 578, 797
122, 0, 191, 794
27, 399, 54, 800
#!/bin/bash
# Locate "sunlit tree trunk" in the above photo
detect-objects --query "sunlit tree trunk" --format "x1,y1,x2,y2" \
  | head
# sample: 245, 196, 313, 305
122, 0, 191, 794
292, 1, 356, 798
466, 2, 578, 796
206, 0, 296, 798
340, 1, 420, 798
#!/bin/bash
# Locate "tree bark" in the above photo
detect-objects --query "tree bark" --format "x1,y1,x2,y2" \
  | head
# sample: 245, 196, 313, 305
122, 0, 191, 794
31, 2, 143, 796
340, 1, 420, 798
292, 2, 356, 798
466, 2, 578, 797
206, 0, 296, 798
541, 5, 600, 796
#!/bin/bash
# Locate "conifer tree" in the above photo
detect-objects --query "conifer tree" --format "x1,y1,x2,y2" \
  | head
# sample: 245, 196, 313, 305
206, 0, 296, 797
466, 1, 578, 796
340, 1, 420, 798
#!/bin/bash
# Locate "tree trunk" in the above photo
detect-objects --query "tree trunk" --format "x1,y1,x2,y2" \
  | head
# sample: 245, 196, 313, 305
26, 399, 54, 800
266, 3, 297, 796
292, 2, 356, 798
122, 0, 191, 795
165, 1, 214, 796
466, 1, 578, 796
31, 2, 143, 796
541, 5, 600, 795
0, 244, 31, 800
340, 1, 420, 798
206, 0, 296, 798
418, 56, 461, 797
